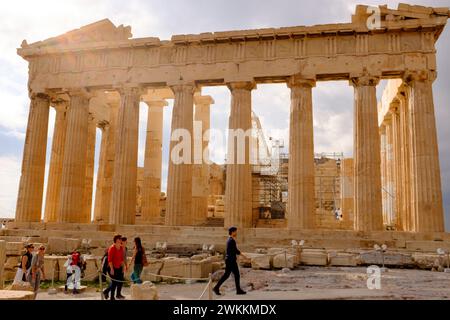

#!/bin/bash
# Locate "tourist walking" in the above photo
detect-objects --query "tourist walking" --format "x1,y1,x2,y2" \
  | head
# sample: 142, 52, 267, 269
14, 243, 34, 283
213, 227, 247, 295
115, 236, 128, 298
130, 237, 148, 284
29, 245, 46, 298
103, 234, 125, 300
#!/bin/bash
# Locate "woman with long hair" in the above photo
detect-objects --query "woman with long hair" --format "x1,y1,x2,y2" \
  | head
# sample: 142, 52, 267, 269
130, 237, 146, 284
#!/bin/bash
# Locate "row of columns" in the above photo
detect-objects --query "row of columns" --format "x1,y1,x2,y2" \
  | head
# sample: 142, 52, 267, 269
380, 71, 444, 232
14, 70, 444, 232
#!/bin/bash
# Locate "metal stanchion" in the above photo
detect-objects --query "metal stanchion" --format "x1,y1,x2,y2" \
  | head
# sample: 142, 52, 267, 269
99, 270, 104, 300
208, 273, 213, 300
48, 260, 57, 295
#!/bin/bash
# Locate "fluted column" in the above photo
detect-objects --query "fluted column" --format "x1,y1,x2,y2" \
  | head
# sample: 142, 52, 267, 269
109, 87, 141, 225
141, 100, 166, 224
94, 101, 119, 223
287, 77, 316, 230
166, 84, 195, 226
398, 90, 413, 231
351, 75, 383, 231
385, 119, 394, 226
15, 93, 50, 223
44, 101, 68, 223
81, 113, 96, 223
192, 95, 214, 225
390, 103, 402, 230
224, 81, 255, 229
380, 125, 388, 225
404, 71, 444, 232
57, 90, 91, 223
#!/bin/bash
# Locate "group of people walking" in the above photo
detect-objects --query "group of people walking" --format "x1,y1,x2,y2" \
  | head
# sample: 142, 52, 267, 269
15, 226, 246, 300
15, 243, 47, 298
101, 235, 148, 300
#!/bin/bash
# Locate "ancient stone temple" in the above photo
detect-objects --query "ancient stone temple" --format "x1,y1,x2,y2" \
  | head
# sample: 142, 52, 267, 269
9, 3, 449, 244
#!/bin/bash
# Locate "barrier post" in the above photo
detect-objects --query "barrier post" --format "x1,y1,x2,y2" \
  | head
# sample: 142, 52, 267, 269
99, 270, 104, 300
208, 273, 213, 300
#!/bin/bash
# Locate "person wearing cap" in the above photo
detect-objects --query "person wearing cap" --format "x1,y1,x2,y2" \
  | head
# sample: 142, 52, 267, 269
213, 227, 247, 295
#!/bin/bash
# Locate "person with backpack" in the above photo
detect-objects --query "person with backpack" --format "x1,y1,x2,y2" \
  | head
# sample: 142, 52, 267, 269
130, 237, 148, 284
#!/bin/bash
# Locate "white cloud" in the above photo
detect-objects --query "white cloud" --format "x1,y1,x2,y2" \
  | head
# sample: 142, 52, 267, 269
0, 156, 21, 218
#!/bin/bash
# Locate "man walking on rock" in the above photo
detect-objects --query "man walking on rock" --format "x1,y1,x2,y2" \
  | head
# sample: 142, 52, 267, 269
213, 227, 247, 296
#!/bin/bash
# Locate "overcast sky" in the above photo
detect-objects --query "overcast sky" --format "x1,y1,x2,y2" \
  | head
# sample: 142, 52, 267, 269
0, 0, 449, 230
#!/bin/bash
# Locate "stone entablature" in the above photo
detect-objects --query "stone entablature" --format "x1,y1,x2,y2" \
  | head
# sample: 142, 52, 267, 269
18, 5, 449, 93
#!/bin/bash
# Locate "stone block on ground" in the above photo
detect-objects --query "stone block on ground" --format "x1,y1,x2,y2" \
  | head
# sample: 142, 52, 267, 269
412, 253, 441, 269
328, 253, 359, 266
141, 259, 164, 282
359, 251, 414, 267
10, 281, 33, 292
251, 254, 272, 270
130, 282, 159, 300
273, 253, 295, 269
300, 250, 328, 266
0, 290, 35, 300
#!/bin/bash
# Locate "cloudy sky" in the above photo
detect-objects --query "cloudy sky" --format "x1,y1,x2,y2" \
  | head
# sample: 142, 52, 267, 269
0, 0, 449, 229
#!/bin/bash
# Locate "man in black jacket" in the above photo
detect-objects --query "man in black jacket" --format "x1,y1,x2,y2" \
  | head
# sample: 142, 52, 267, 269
213, 227, 247, 295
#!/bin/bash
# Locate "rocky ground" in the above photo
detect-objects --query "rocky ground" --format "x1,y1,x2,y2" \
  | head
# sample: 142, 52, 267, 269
34, 266, 450, 300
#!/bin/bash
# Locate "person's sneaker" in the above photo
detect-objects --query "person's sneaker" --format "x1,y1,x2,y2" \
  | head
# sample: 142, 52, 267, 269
103, 290, 109, 300
73, 289, 79, 295
116, 295, 126, 300
236, 290, 247, 295
213, 287, 221, 296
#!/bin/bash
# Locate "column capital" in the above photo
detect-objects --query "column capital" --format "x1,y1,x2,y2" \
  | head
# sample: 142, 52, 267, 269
62, 88, 95, 100
29, 91, 50, 101
350, 74, 381, 87
169, 83, 197, 95
194, 95, 215, 106
226, 81, 256, 92
389, 99, 400, 113
287, 75, 316, 88
143, 99, 168, 108
52, 100, 68, 113
403, 70, 437, 85
116, 85, 145, 97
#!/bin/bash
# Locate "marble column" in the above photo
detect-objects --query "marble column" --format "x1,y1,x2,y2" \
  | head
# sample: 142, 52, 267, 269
15, 93, 50, 223
351, 75, 383, 231
81, 113, 96, 223
380, 125, 388, 225
224, 82, 255, 229
44, 101, 68, 223
109, 87, 141, 225
398, 90, 413, 231
94, 101, 119, 223
166, 84, 195, 226
385, 119, 394, 226
405, 71, 444, 232
57, 90, 91, 223
287, 77, 316, 230
390, 103, 402, 230
192, 95, 214, 225
141, 100, 166, 224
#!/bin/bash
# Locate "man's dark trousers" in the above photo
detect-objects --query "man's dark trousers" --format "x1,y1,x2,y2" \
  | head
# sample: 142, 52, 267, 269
110, 267, 124, 299
215, 258, 241, 291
